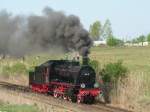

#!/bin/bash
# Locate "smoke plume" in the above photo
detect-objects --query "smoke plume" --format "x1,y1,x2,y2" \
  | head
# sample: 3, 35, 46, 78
0, 7, 92, 57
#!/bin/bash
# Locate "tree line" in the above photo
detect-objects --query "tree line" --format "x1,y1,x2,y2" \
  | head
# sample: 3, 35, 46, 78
130, 34, 150, 46
89, 20, 150, 46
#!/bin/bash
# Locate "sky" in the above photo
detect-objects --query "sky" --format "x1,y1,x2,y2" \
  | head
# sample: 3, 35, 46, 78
0, 0, 150, 40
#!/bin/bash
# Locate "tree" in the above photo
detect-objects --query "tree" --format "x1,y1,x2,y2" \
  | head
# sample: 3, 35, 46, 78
89, 21, 102, 40
132, 38, 138, 43
107, 37, 117, 46
107, 36, 123, 47
136, 35, 146, 46
102, 19, 113, 39
147, 34, 150, 43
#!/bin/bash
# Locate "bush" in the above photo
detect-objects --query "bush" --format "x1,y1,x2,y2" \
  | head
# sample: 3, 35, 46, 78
89, 60, 100, 73
2, 65, 12, 76
11, 62, 27, 74
2, 62, 27, 76
99, 61, 127, 103
107, 37, 124, 46
100, 60, 127, 85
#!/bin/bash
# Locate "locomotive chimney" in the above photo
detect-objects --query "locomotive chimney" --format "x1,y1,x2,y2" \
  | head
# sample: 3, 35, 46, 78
81, 47, 90, 65
82, 56, 89, 65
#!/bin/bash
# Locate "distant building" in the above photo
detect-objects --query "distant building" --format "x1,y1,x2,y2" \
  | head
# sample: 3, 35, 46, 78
141, 42, 149, 46
124, 41, 149, 47
93, 40, 107, 46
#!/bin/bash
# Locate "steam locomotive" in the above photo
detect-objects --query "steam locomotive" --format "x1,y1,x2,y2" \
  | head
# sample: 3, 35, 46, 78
29, 57, 101, 103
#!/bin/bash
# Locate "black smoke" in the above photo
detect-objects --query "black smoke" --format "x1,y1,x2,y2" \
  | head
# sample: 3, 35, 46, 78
0, 7, 92, 57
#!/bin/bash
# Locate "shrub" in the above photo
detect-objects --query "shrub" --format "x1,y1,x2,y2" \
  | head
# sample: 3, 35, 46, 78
11, 62, 27, 74
100, 60, 127, 85
2, 65, 12, 76
107, 37, 124, 46
99, 61, 127, 103
2, 62, 27, 76
89, 60, 100, 73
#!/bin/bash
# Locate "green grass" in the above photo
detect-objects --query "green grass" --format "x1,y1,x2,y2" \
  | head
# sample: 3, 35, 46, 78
0, 53, 64, 76
2, 46, 150, 73
0, 104, 39, 112
0, 46, 150, 109
90, 46, 150, 73
1, 46, 150, 79
0, 46, 150, 97
90, 46, 150, 99
1, 46, 150, 80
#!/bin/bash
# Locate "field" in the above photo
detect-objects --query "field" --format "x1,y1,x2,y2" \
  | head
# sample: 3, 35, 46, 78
0, 104, 38, 112
90, 46, 150, 73
91, 46, 150, 98
1, 46, 150, 73
0, 46, 150, 111
0, 100, 38, 112
91, 46, 150, 111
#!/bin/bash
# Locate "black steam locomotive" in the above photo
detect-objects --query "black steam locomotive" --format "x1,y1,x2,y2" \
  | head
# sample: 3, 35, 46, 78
29, 58, 101, 103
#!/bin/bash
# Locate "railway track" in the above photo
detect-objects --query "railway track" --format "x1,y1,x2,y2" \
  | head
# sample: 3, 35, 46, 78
0, 81, 132, 112
0, 81, 30, 92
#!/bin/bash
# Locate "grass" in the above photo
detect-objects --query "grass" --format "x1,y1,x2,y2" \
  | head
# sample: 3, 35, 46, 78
91, 47, 150, 90
1, 46, 150, 73
0, 46, 150, 87
90, 46, 150, 73
0, 46, 150, 85
0, 46, 150, 111
90, 46, 150, 111
0, 104, 39, 112
0, 53, 64, 76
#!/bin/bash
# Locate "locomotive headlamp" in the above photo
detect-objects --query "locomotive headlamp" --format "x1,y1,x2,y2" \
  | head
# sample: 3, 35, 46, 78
94, 83, 99, 88
80, 83, 85, 88
84, 73, 90, 76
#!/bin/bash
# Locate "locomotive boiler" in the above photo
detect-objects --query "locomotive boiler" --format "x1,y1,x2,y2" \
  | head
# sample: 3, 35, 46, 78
29, 57, 101, 103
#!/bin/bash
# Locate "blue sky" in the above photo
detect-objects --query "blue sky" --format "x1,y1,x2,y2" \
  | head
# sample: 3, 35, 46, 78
1, 0, 150, 40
